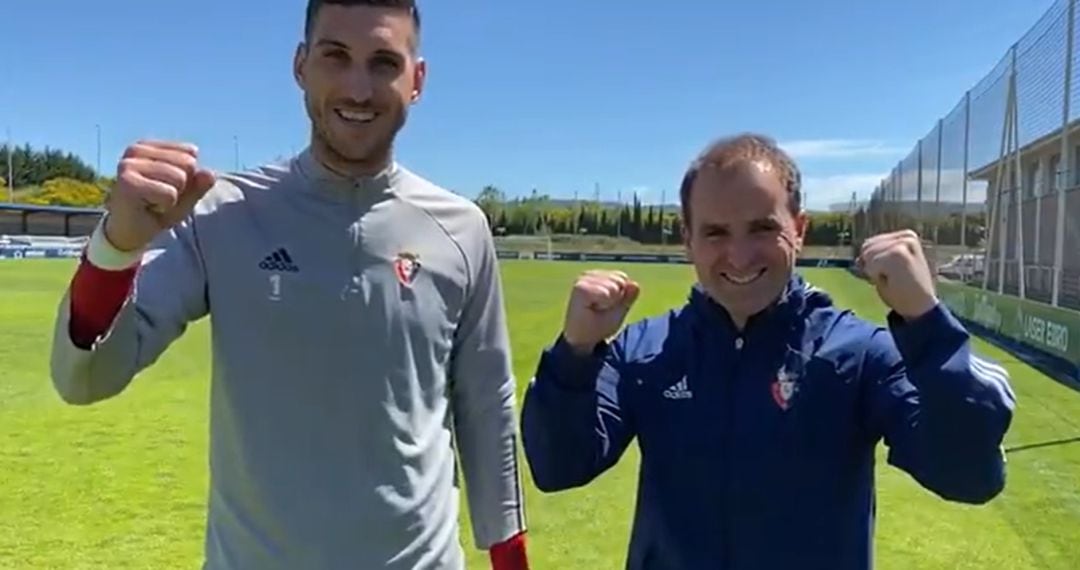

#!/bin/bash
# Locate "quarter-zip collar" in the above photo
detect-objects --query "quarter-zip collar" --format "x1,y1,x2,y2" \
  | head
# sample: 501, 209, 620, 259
293, 146, 401, 202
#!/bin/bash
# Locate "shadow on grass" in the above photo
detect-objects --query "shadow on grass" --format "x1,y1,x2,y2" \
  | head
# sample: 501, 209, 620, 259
1004, 435, 1080, 454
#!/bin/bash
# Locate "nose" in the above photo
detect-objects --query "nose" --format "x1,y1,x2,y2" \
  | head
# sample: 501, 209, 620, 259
725, 237, 758, 271
342, 67, 374, 103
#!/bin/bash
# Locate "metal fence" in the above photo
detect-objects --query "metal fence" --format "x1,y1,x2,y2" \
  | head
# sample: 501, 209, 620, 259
853, 0, 1080, 311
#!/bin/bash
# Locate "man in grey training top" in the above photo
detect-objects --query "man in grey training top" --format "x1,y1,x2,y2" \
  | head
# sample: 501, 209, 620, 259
48, 1, 530, 569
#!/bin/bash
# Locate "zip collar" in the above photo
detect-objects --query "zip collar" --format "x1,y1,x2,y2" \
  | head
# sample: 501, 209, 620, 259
687, 273, 829, 342
293, 147, 401, 200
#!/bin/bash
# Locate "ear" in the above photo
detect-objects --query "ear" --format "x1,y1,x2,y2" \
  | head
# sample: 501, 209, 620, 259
293, 42, 308, 88
681, 218, 692, 251
410, 57, 427, 103
792, 210, 808, 251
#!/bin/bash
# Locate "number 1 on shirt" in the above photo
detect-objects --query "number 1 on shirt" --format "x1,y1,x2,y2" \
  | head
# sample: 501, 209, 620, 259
269, 274, 282, 301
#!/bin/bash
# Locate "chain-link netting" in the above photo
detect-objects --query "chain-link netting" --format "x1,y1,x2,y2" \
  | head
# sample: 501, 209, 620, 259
856, 0, 1080, 311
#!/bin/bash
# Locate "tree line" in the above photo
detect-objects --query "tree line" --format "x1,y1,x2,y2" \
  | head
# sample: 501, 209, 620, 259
474, 186, 857, 246
853, 208, 987, 248
2, 143, 879, 247
1, 144, 98, 188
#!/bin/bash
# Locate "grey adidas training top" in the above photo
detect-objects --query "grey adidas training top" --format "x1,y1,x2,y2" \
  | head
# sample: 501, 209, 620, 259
49, 149, 527, 569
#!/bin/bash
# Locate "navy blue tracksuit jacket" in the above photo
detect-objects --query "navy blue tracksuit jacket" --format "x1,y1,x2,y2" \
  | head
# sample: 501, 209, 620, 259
520, 275, 1016, 570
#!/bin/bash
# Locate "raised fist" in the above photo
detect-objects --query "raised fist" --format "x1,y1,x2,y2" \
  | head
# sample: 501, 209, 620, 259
858, 230, 938, 321
105, 140, 217, 252
562, 270, 641, 355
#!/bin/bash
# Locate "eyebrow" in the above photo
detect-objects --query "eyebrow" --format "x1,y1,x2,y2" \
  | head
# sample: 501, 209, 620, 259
700, 222, 729, 233
313, 38, 350, 50
372, 48, 405, 60
699, 218, 779, 231
313, 39, 406, 60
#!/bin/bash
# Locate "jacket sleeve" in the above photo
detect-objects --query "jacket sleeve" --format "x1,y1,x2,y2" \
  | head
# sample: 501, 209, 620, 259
49, 216, 209, 405
448, 230, 527, 550
861, 302, 1016, 504
520, 330, 636, 493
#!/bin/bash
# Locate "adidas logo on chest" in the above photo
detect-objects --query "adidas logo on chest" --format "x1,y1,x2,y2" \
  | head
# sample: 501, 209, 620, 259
663, 377, 693, 400
259, 248, 299, 273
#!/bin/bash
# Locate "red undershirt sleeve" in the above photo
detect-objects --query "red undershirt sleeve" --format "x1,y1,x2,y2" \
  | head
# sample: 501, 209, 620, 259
489, 531, 529, 570
67, 220, 144, 349
68, 254, 138, 349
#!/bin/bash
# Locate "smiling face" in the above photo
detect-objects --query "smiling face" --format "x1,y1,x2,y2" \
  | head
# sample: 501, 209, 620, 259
683, 159, 807, 328
293, 4, 425, 176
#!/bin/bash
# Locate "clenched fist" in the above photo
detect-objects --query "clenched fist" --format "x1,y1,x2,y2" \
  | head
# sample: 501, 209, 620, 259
105, 140, 217, 252
562, 270, 641, 355
858, 230, 938, 321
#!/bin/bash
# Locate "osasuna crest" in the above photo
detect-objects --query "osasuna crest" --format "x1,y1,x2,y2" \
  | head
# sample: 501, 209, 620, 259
770, 365, 799, 411
393, 252, 422, 286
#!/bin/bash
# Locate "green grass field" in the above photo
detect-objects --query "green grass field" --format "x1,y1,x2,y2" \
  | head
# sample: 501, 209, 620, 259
2, 260, 1079, 569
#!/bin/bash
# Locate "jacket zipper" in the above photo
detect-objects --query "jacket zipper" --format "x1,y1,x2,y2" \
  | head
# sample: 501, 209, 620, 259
721, 333, 744, 568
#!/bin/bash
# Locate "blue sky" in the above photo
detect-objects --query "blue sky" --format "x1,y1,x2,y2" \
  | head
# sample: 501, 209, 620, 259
0, 0, 1052, 209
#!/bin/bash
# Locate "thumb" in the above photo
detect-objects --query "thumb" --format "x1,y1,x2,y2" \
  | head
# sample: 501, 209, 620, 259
159, 169, 216, 225
173, 169, 217, 212
189, 168, 217, 196
870, 271, 888, 289
622, 281, 641, 309
872, 277, 891, 304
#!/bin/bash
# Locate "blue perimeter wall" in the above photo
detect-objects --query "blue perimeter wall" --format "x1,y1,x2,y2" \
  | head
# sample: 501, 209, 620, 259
496, 250, 853, 267
0, 245, 82, 259
3, 245, 854, 267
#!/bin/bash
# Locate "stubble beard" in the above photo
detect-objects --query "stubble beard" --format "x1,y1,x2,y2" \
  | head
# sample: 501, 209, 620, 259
309, 100, 406, 178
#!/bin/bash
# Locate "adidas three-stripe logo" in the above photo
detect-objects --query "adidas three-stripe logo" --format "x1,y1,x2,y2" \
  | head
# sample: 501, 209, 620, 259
259, 248, 299, 273
663, 377, 693, 400
969, 354, 1015, 400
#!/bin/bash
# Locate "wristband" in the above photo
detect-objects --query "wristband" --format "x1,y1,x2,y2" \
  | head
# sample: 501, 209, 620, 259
86, 215, 144, 271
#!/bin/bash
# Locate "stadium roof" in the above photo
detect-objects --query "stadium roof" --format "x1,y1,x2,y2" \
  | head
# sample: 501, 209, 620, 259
0, 203, 104, 215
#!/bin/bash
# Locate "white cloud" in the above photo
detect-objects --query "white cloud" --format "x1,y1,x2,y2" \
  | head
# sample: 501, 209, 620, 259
803, 173, 886, 210
780, 139, 908, 160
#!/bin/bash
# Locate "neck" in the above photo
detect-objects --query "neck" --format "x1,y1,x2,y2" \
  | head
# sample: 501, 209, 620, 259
730, 314, 749, 332
702, 283, 796, 334
311, 138, 393, 179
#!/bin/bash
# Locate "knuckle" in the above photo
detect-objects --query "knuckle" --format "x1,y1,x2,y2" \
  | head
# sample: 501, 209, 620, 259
118, 156, 142, 172
116, 167, 141, 187
174, 153, 198, 172
167, 163, 190, 182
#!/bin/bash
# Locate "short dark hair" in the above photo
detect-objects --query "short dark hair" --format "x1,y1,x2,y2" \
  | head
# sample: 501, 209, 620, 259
304, 0, 421, 42
678, 133, 802, 226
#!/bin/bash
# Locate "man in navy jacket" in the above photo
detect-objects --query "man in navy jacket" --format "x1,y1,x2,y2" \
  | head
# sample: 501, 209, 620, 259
520, 133, 1016, 569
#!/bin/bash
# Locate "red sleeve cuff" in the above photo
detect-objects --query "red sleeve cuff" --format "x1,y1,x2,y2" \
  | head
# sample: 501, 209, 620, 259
69, 252, 138, 349
489, 531, 528, 570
